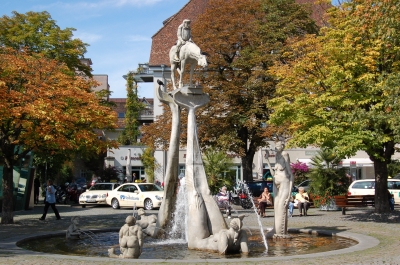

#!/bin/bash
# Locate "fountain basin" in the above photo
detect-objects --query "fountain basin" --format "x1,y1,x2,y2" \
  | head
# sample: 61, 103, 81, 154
16, 227, 373, 261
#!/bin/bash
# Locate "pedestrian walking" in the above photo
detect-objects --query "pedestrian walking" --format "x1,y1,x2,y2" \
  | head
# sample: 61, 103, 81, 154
39, 179, 61, 220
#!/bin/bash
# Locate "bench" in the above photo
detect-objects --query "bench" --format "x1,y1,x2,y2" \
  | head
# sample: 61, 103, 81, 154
334, 195, 375, 215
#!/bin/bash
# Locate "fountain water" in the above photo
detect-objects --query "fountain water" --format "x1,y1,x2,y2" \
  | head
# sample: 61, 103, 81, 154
78, 230, 98, 241
239, 181, 268, 252
167, 177, 188, 241
133, 203, 138, 219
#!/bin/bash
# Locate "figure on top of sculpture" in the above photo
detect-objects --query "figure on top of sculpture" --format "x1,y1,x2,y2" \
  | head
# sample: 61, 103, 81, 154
169, 19, 207, 89
108, 215, 143, 259
174, 19, 192, 63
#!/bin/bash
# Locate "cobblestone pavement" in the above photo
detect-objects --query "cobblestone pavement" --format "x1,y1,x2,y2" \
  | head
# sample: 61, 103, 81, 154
0, 203, 399, 265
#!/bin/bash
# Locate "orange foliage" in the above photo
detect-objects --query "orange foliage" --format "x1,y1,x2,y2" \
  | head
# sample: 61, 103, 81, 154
0, 47, 118, 157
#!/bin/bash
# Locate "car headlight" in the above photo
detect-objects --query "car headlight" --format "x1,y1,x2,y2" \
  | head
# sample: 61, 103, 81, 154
102, 194, 106, 198
80, 194, 84, 199
155, 195, 163, 201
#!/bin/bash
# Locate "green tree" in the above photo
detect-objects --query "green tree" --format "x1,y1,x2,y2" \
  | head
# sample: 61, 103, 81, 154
307, 149, 350, 207
0, 11, 91, 76
191, 0, 318, 181
140, 147, 159, 183
118, 72, 145, 145
97, 165, 122, 183
203, 147, 235, 194
268, 0, 400, 213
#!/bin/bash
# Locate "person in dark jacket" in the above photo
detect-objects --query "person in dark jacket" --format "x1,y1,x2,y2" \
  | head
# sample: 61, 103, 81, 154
34, 177, 40, 204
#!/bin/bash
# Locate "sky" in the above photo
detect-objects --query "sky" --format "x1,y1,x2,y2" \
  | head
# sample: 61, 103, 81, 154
2, 0, 192, 99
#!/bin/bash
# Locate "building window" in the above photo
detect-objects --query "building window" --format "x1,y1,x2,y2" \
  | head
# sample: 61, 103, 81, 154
80, 170, 90, 179
118, 112, 125, 118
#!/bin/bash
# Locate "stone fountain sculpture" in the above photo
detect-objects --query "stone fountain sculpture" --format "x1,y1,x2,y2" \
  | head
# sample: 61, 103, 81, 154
66, 216, 81, 240
169, 19, 207, 89
108, 215, 143, 259
265, 140, 294, 238
136, 208, 157, 237
156, 19, 249, 254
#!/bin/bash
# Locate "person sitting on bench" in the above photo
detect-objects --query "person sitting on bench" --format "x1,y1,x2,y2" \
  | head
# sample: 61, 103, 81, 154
295, 187, 310, 216
258, 187, 273, 217
217, 186, 232, 218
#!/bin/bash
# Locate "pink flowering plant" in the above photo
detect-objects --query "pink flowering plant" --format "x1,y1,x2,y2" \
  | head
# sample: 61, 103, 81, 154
291, 161, 309, 185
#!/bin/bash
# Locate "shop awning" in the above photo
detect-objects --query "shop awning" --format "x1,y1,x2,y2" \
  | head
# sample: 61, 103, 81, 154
341, 158, 374, 167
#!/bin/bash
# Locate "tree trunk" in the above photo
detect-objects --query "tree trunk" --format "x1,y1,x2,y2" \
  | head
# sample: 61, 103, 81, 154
242, 151, 255, 182
373, 159, 390, 214
1, 162, 15, 224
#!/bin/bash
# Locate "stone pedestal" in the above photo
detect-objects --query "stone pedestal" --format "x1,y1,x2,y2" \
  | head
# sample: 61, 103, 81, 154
173, 86, 228, 248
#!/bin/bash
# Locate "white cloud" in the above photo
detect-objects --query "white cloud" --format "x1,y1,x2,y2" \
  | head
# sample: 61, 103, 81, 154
73, 32, 102, 43
127, 35, 152, 42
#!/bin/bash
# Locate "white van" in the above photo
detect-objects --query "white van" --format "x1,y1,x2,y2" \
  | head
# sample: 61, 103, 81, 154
348, 179, 400, 204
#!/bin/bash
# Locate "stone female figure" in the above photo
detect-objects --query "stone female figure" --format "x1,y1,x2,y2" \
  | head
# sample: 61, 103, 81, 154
265, 141, 294, 238
108, 216, 143, 259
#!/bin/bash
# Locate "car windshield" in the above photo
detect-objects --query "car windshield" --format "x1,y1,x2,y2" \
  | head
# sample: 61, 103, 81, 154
138, 184, 163, 192
90, 184, 115, 191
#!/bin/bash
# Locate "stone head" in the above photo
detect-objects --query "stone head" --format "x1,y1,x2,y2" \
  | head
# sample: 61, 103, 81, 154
230, 218, 243, 231
71, 216, 80, 224
138, 208, 145, 216
275, 141, 285, 151
183, 19, 191, 28
197, 54, 207, 68
126, 215, 136, 226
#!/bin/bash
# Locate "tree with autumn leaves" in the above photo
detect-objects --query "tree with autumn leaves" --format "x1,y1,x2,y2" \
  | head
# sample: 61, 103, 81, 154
268, 0, 400, 213
0, 11, 117, 224
192, 0, 318, 181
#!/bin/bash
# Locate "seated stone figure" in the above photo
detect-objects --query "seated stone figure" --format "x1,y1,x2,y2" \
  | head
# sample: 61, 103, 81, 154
66, 216, 81, 240
217, 216, 249, 254
194, 215, 249, 255
108, 215, 143, 259
136, 208, 158, 237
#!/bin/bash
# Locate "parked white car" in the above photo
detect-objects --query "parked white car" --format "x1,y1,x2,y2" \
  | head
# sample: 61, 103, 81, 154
79, 182, 120, 208
347, 179, 400, 204
105, 183, 164, 210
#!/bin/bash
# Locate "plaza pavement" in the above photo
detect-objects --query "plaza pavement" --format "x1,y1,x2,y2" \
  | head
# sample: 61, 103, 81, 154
0, 202, 399, 265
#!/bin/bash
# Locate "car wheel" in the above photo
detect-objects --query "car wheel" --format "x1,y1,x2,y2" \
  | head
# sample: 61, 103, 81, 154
144, 199, 153, 210
112, 198, 120, 209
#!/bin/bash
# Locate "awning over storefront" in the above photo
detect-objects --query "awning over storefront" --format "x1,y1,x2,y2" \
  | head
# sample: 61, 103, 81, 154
296, 158, 374, 168
341, 158, 374, 167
